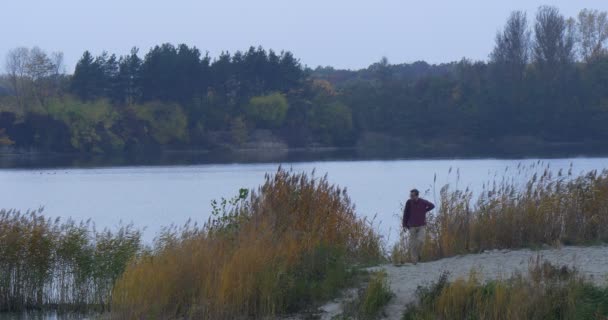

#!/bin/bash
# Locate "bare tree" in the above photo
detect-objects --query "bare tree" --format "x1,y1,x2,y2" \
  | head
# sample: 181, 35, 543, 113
4, 46, 64, 107
491, 10, 530, 81
26, 47, 54, 81
50, 51, 65, 76
533, 6, 575, 68
5, 47, 30, 108
576, 9, 608, 61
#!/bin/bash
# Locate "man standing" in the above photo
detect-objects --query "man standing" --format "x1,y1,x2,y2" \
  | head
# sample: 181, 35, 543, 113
403, 189, 435, 264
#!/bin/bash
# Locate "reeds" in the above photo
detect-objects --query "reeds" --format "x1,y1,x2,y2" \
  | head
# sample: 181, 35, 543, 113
111, 168, 383, 319
4, 164, 607, 317
403, 260, 608, 319
395, 164, 608, 262
0, 209, 141, 312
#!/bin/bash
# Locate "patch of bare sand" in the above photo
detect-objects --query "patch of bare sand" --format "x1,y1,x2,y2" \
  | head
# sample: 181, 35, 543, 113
317, 245, 608, 320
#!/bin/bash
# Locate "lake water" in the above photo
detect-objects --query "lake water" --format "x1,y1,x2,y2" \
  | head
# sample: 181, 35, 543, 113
0, 312, 93, 320
1, 157, 607, 243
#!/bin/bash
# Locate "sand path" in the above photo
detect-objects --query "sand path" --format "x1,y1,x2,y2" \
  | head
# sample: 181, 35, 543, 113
319, 245, 608, 320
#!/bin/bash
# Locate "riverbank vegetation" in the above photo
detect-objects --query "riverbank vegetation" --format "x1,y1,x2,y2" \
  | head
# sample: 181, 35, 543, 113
1, 167, 608, 316
0, 209, 140, 312
392, 165, 608, 263
0, 169, 383, 317
111, 168, 383, 318
403, 261, 608, 319
2, 6, 608, 156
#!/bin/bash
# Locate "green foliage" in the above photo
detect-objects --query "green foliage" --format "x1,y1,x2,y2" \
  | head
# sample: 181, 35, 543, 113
229, 116, 248, 145
284, 246, 355, 312
130, 101, 188, 145
359, 271, 393, 319
207, 188, 249, 236
3, 7, 608, 154
309, 101, 354, 146
45, 97, 123, 152
139, 44, 206, 103
338, 270, 393, 320
71, 51, 99, 101
573, 284, 608, 319
246, 92, 289, 128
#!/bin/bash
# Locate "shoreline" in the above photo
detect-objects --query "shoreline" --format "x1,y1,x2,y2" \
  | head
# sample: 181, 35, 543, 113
2, 142, 608, 169
315, 245, 608, 320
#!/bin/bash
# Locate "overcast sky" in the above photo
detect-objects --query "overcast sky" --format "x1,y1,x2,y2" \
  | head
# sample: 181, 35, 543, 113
1, 0, 607, 72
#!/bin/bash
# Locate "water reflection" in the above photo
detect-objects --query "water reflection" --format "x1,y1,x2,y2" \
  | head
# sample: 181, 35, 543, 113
0, 312, 98, 320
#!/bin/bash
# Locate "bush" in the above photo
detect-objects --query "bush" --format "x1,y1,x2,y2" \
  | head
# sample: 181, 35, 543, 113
246, 92, 289, 128
111, 168, 383, 319
130, 101, 188, 145
309, 101, 354, 146
45, 97, 122, 152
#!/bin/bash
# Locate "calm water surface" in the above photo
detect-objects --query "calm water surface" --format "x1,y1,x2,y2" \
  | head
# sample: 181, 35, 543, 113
1, 157, 607, 243
0, 312, 94, 320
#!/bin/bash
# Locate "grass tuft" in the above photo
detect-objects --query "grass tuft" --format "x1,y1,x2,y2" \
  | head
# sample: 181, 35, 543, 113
337, 270, 393, 320
403, 260, 608, 320
359, 270, 393, 319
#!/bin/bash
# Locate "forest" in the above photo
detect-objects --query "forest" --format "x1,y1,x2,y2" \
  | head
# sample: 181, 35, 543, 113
1, 6, 608, 156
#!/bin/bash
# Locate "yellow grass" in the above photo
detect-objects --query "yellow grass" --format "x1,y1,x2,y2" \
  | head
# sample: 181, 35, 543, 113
111, 168, 383, 319
0, 209, 140, 312
394, 165, 608, 263
404, 259, 608, 319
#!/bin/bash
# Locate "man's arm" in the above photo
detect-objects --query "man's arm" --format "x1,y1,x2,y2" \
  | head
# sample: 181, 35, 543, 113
425, 199, 435, 212
403, 200, 411, 228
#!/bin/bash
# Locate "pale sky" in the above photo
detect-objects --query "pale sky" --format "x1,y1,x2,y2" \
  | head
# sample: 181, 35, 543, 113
1, 0, 607, 72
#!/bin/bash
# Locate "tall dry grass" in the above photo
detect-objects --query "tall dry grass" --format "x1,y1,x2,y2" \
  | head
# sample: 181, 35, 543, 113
111, 168, 383, 319
4, 164, 607, 316
395, 164, 608, 262
404, 259, 608, 319
0, 209, 141, 312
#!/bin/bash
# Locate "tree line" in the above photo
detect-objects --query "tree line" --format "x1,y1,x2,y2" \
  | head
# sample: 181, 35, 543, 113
1, 6, 608, 155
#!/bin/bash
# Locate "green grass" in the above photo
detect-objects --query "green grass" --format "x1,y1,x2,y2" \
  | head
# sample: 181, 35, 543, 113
337, 270, 393, 320
360, 271, 393, 319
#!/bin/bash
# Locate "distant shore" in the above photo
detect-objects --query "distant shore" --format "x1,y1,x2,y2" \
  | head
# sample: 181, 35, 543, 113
2, 140, 608, 169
